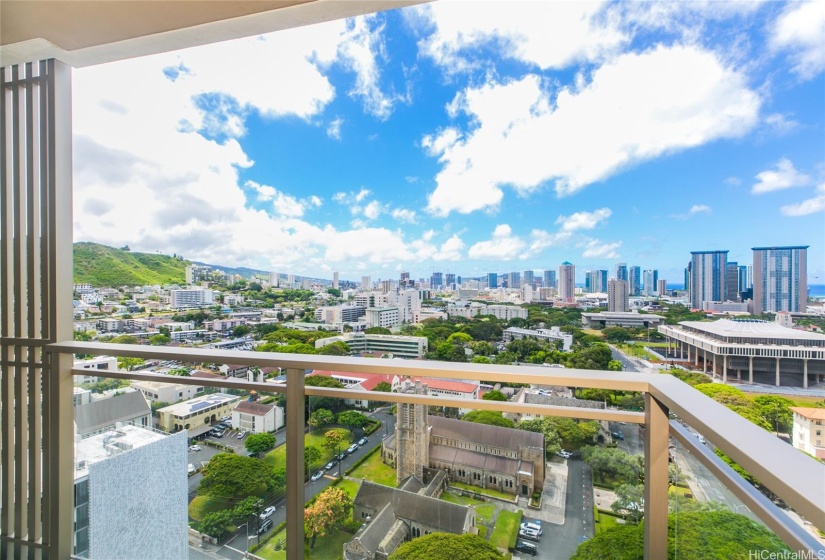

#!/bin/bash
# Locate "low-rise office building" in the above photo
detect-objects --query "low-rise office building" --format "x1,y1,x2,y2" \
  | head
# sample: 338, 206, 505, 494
232, 400, 284, 433
659, 319, 825, 387
131, 379, 204, 405
503, 326, 573, 351
315, 333, 428, 359
157, 393, 241, 433
581, 310, 665, 329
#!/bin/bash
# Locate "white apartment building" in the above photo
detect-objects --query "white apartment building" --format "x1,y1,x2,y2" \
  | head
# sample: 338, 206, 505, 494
365, 307, 400, 329
131, 379, 203, 404
315, 333, 428, 359
74, 356, 118, 385
232, 401, 284, 433
314, 305, 366, 324
608, 279, 629, 313
203, 317, 247, 333
96, 318, 123, 332
790, 407, 825, 460
73, 283, 94, 293
169, 288, 214, 308
412, 308, 447, 323
486, 305, 528, 321
503, 327, 573, 351
73, 387, 91, 406
224, 294, 245, 306
158, 321, 195, 332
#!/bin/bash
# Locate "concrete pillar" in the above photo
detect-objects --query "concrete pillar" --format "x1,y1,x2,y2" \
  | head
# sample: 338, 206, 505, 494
644, 394, 670, 560
681, 342, 685, 360
775, 357, 781, 387
703, 350, 708, 374
803, 359, 808, 389
749, 356, 754, 384
722, 355, 727, 383
737, 368, 741, 380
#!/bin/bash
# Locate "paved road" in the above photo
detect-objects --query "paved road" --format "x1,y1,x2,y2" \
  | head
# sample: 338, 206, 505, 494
610, 346, 650, 373
535, 456, 594, 560
209, 408, 396, 560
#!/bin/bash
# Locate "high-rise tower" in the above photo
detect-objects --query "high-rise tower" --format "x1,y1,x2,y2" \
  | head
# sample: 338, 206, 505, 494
752, 246, 808, 315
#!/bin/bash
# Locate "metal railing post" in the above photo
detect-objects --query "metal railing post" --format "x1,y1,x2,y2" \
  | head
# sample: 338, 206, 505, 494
285, 368, 305, 560
644, 393, 669, 559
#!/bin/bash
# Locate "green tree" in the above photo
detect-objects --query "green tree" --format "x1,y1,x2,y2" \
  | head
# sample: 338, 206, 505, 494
581, 446, 643, 485
323, 430, 346, 460
434, 341, 468, 362
571, 510, 789, 560
608, 360, 623, 371
304, 445, 321, 475
461, 410, 514, 428
611, 483, 645, 523
232, 325, 252, 337
519, 418, 562, 456
446, 332, 473, 344
753, 395, 793, 433
304, 486, 353, 548
199, 509, 233, 539
365, 327, 392, 335
389, 533, 504, 560
108, 334, 139, 344
326, 288, 342, 298
197, 453, 279, 499
308, 408, 334, 432
317, 341, 351, 356
148, 333, 170, 345
603, 327, 630, 343
73, 330, 94, 341
482, 390, 507, 401
117, 357, 145, 371
472, 355, 492, 364
337, 410, 369, 433
493, 351, 518, 365
244, 433, 276, 455
150, 400, 171, 414
372, 381, 392, 392
305, 375, 346, 412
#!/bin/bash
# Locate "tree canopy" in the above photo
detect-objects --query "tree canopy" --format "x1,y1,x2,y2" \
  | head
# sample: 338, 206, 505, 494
481, 390, 507, 401
337, 410, 370, 433
389, 533, 504, 560
304, 486, 353, 548
571, 510, 789, 560
244, 433, 276, 455
197, 452, 280, 499
461, 410, 515, 428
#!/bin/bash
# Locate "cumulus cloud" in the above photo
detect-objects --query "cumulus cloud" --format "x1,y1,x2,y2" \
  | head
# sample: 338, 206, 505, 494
326, 117, 344, 140
391, 208, 417, 223
410, 1, 626, 74
424, 45, 760, 216
363, 200, 384, 220
780, 183, 825, 216
581, 239, 622, 259
770, 0, 825, 80
671, 204, 712, 219
467, 225, 526, 260
556, 208, 612, 232
751, 158, 811, 194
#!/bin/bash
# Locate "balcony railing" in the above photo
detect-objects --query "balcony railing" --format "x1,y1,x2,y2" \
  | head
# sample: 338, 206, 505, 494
48, 340, 825, 559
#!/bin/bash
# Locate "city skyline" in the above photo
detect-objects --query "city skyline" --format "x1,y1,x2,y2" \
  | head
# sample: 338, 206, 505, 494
71, 2, 824, 281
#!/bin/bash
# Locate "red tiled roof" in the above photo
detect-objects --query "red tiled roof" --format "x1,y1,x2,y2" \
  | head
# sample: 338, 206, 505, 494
411, 376, 477, 393
310, 370, 393, 391
235, 401, 274, 415
191, 370, 222, 379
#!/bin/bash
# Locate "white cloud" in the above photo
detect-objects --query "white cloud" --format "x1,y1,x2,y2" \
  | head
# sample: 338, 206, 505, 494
424, 45, 760, 216
391, 208, 417, 223
437, 234, 465, 261
770, 1, 825, 80
411, 1, 626, 74
780, 183, 825, 216
467, 225, 526, 260
555, 208, 612, 232
363, 200, 384, 220
528, 230, 573, 254
751, 158, 811, 194
335, 15, 409, 119
725, 176, 742, 186
689, 204, 712, 215
581, 239, 622, 259
244, 181, 320, 218
326, 117, 344, 140
764, 113, 799, 135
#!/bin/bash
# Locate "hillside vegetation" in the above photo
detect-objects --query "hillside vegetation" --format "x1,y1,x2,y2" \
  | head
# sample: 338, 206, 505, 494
73, 242, 188, 287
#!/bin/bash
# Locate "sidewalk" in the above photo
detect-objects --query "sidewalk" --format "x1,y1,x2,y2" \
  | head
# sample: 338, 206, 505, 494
540, 460, 568, 525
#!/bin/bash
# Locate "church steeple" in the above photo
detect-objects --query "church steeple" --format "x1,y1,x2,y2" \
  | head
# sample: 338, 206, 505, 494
395, 379, 430, 485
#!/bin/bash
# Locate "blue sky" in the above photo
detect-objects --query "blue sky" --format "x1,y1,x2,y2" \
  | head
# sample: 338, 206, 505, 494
72, 1, 824, 284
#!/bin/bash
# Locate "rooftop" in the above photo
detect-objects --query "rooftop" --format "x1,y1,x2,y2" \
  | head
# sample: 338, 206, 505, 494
157, 393, 240, 416
790, 407, 825, 421
679, 319, 825, 341
235, 400, 276, 415
75, 424, 167, 478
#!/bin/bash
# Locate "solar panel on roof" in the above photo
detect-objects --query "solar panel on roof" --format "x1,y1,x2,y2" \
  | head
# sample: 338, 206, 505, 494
191, 401, 212, 412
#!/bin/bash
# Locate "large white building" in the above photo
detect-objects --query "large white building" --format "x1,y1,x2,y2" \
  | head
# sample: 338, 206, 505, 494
790, 407, 825, 460
315, 332, 428, 359
74, 355, 119, 385
169, 288, 214, 308
752, 245, 808, 315
157, 393, 241, 434
365, 307, 400, 329
73, 425, 188, 559
503, 327, 573, 351
581, 311, 665, 329
659, 319, 825, 387
558, 262, 575, 302
315, 305, 366, 324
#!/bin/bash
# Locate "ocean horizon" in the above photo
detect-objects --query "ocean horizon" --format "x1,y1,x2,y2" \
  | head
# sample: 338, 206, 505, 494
572, 284, 825, 298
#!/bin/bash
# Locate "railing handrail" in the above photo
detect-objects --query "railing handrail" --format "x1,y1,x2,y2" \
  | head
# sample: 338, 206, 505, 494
51, 340, 825, 553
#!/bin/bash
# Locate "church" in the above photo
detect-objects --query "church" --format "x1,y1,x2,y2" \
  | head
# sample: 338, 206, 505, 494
381, 379, 546, 497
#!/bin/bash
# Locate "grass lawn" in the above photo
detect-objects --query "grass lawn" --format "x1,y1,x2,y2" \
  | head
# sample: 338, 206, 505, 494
256, 527, 352, 560
450, 481, 515, 502
477, 525, 488, 539
642, 341, 671, 348
336, 478, 361, 500
261, 429, 351, 472
617, 343, 655, 360
594, 508, 621, 535
348, 449, 397, 487
489, 510, 521, 550
669, 485, 693, 498
745, 393, 824, 408
440, 490, 496, 524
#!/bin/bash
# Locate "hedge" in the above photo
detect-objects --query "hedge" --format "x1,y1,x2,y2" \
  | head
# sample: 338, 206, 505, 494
346, 444, 381, 475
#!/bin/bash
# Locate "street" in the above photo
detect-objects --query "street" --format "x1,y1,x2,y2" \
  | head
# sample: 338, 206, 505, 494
536, 456, 594, 560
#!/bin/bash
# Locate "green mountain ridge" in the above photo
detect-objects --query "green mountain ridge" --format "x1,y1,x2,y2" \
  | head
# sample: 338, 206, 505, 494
73, 242, 189, 287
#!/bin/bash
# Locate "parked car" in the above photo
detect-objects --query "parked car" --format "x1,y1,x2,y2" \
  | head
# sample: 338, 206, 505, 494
260, 506, 276, 520
347, 443, 359, 454
187, 463, 196, 474
514, 541, 538, 556
188, 445, 201, 452
358, 437, 368, 446
221, 416, 231, 422
557, 450, 572, 459
212, 430, 224, 438
236, 430, 247, 439
518, 528, 541, 542
258, 519, 273, 534
325, 459, 338, 471
310, 470, 324, 482
520, 522, 542, 535
337, 452, 346, 461
612, 431, 625, 440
